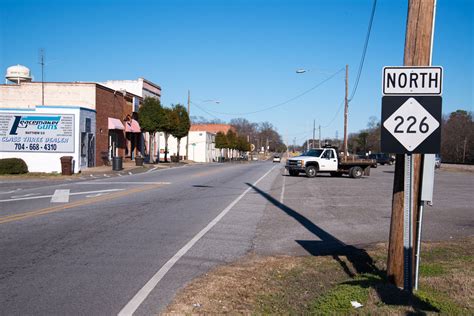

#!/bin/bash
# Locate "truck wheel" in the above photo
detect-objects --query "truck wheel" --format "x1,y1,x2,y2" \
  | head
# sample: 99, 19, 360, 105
350, 166, 363, 179
305, 165, 318, 178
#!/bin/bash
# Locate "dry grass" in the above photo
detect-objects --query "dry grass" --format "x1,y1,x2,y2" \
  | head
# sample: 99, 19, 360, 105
164, 237, 473, 315
440, 164, 474, 173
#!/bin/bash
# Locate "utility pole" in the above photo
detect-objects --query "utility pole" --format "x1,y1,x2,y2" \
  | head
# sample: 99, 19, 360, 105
343, 64, 349, 161
387, 0, 436, 289
186, 90, 190, 160
312, 120, 316, 149
319, 125, 321, 148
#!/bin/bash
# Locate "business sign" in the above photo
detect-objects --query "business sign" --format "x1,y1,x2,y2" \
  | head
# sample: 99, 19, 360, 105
383, 66, 442, 95
0, 113, 75, 153
381, 96, 441, 153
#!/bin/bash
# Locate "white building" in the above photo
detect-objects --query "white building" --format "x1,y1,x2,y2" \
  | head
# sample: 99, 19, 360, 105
101, 78, 161, 105
0, 106, 95, 173
158, 131, 217, 163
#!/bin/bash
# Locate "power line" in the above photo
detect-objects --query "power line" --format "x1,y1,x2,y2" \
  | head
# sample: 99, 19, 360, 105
349, 0, 377, 102
199, 67, 345, 116
191, 102, 222, 120
321, 99, 344, 128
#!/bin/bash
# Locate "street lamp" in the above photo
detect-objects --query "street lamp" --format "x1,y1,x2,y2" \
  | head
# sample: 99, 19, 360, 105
186, 91, 221, 160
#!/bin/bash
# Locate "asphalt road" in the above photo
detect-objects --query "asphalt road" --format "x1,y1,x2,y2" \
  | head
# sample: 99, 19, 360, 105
0, 161, 472, 315
0, 161, 279, 315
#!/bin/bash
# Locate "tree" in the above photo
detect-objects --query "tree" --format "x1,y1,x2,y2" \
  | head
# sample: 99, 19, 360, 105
230, 118, 257, 137
236, 135, 251, 152
441, 110, 473, 163
215, 132, 227, 148
138, 97, 163, 163
157, 107, 174, 163
215, 131, 227, 160
226, 130, 238, 159
256, 121, 285, 153
170, 104, 190, 161
356, 131, 369, 153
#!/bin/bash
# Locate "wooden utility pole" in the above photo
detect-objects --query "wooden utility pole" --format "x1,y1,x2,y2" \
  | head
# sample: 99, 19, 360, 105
387, 0, 436, 288
186, 90, 190, 160
343, 64, 349, 161
319, 125, 321, 147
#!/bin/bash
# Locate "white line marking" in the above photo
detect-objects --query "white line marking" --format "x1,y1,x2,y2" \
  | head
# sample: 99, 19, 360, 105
0, 189, 124, 203
0, 188, 22, 195
280, 174, 286, 204
85, 193, 108, 198
104, 174, 110, 178
117, 174, 123, 177
117, 164, 277, 316
81, 181, 170, 185
11, 193, 40, 198
50, 189, 70, 203
146, 167, 158, 173
128, 172, 133, 175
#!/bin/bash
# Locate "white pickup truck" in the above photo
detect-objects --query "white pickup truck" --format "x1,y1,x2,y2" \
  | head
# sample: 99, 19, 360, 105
285, 146, 374, 178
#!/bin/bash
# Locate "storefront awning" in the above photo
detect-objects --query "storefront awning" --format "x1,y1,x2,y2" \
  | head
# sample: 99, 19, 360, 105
125, 119, 141, 133
108, 118, 124, 130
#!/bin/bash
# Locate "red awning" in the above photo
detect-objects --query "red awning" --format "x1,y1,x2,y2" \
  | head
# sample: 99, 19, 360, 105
125, 119, 141, 133
108, 118, 125, 130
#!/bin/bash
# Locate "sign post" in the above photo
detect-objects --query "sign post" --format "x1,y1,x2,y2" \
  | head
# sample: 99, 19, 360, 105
382, 66, 442, 293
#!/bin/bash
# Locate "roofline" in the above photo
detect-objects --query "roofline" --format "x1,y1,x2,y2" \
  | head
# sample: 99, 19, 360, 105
140, 77, 162, 90
0, 81, 143, 100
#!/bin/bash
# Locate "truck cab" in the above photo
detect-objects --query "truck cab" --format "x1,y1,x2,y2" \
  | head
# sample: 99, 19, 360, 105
285, 146, 373, 178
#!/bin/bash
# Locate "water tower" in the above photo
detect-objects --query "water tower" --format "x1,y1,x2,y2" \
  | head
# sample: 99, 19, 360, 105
5, 64, 32, 84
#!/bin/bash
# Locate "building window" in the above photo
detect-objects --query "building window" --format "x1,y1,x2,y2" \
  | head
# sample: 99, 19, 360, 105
85, 118, 91, 133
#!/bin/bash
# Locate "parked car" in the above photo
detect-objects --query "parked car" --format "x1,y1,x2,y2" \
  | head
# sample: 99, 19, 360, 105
273, 155, 281, 163
369, 153, 394, 165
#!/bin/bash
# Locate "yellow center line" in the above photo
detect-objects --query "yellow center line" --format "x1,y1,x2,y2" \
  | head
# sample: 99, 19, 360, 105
0, 184, 164, 225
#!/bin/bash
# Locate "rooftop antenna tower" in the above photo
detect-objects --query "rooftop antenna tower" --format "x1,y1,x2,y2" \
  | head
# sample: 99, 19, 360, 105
39, 48, 45, 105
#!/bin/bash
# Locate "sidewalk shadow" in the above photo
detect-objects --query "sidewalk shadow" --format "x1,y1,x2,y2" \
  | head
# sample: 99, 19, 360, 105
246, 182, 439, 312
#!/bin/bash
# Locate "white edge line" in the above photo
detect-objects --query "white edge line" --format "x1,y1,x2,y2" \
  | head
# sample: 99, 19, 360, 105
280, 173, 286, 204
117, 164, 277, 316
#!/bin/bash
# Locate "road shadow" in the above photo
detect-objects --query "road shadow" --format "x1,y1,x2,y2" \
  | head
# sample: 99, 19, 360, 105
246, 182, 439, 312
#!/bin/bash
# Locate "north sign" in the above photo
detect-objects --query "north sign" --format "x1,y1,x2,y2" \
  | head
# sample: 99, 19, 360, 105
381, 96, 441, 153
383, 66, 442, 95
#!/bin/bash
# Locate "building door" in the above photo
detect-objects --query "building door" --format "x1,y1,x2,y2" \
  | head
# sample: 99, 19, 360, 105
88, 134, 95, 167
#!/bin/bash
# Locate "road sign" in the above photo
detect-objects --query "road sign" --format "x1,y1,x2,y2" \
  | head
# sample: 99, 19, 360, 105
381, 96, 441, 153
383, 66, 442, 95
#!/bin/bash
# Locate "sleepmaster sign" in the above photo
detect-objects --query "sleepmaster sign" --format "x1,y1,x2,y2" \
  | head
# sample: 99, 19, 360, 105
0, 113, 74, 153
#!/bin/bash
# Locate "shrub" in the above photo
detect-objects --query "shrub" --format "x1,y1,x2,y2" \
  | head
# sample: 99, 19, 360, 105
0, 158, 29, 174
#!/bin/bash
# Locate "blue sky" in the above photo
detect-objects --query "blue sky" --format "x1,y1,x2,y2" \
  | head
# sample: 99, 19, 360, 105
1, 0, 472, 144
